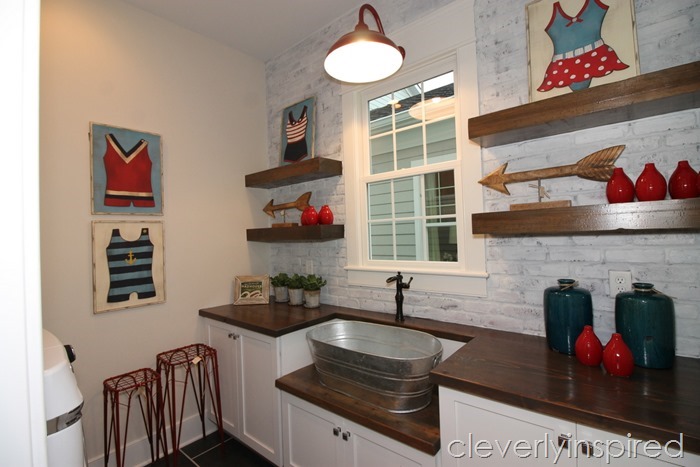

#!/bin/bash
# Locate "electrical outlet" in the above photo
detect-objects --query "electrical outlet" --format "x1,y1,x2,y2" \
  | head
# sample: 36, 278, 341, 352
305, 260, 313, 275
609, 270, 632, 296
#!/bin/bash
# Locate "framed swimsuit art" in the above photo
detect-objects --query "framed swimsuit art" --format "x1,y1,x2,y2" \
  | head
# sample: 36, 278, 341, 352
280, 97, 316, 166
92, 221, 166, 313
526, 0, 639, 102
90, 122, 164, 214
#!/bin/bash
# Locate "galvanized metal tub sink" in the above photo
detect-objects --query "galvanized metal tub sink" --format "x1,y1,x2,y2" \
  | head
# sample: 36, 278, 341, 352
306, 320, 443, 413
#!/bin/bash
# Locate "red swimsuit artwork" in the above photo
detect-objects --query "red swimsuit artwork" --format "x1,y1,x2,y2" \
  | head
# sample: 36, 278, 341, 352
538, 0, 629, 92
103, 133, 155, 207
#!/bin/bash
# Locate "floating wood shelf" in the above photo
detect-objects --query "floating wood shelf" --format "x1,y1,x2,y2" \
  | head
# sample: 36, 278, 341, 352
244, 158, 343, 242
468, 61, 700, 147
245, 157, 342, 189
247, 224, 344, 243
472, 198, 700, 235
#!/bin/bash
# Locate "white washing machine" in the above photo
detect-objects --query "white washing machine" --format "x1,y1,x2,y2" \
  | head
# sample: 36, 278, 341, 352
43, 329, 86, 467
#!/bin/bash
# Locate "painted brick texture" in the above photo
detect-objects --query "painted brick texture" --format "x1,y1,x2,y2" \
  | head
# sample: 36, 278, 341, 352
264, 0, 700, 358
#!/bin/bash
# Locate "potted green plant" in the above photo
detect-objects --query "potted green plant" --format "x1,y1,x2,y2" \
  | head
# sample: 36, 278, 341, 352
301, 274, 327, 308
287, 273, 305, 306
270, 272, 290, 303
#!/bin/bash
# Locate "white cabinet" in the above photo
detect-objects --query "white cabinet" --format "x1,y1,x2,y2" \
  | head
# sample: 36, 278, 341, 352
281, 392, 439, 467
206, 318, 317, 466
575, 425, 695, 467
439, 387, 699, 467
439, 386, 576, 466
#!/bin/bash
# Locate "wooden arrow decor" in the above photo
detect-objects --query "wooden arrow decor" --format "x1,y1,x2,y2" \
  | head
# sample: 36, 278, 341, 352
479, 145, 626, 195
263, 191, 311, 218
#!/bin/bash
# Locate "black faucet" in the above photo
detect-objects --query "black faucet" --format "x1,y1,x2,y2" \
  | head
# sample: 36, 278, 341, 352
386, 272, 413, 322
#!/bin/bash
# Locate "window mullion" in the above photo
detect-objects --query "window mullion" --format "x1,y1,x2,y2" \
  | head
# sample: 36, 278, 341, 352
421, 174, 430, 261
391, 91, 398, 173
390, 180, 398, 261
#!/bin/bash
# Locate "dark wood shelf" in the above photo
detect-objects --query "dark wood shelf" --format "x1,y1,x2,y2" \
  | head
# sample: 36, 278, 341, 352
468, 61, 700, 147
247, 224, 344, 242
472, 198, 700, 235
245, 157, 342, 188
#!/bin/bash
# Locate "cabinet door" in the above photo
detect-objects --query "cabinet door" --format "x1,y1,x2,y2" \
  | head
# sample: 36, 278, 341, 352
440, 387, 577, 467
207, 320, 241, 435
282, 392, 438, 467
238, 327, 280, 465
282, 392, 343, 467
576, 425, 698, 467
346, 420, 437, 467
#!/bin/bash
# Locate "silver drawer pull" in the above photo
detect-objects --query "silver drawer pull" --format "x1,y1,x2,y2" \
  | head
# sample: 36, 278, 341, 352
580, 441, 593, 457
557, 434, 570, 450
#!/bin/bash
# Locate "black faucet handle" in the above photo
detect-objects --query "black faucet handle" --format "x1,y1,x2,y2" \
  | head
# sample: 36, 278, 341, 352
386, 271, 403, 284
403, 277, 413, 289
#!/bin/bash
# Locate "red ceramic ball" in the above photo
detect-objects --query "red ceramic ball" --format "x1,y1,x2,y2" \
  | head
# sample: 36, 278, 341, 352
606, 167, 635, 203
668, 160, 698, 199
301, 206, 318, 225
318, 205, 334, 225
635, 163, 667, 201
575, 325, 603, 367
603, 333, 634, 377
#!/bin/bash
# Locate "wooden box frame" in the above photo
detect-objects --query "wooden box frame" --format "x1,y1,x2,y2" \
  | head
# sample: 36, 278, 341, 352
234, 275, 270, 305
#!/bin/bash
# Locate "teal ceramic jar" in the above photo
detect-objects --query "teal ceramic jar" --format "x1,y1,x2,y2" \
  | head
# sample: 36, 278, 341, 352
615, 283, 675, 369
544, 279, 593, 355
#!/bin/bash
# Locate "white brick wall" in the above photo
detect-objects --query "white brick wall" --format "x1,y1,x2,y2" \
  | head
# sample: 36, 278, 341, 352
264, 0, 700, 358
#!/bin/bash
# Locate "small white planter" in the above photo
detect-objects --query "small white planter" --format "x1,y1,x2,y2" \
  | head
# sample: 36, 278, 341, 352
273, 286, 289, 303
303, 290, 321, 308
288, 288, 304, 306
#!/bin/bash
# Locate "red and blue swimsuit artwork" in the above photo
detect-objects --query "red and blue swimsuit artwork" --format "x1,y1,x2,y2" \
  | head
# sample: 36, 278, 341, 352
103, 133, 156, 207
538, 0, 629, 93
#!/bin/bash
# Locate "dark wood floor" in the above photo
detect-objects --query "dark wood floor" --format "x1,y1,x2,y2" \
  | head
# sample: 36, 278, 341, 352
151, 431, 275, 467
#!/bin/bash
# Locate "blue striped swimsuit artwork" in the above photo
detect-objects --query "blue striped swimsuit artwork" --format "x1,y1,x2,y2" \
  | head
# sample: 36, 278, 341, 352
106, 228, 156, 303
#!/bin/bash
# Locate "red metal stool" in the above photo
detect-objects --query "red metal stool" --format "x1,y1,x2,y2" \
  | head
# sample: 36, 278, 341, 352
103, 368, 164, 467
156, 343, 224, 464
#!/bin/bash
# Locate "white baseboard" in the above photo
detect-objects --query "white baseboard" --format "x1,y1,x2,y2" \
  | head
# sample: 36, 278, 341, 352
88, 413, 220, 467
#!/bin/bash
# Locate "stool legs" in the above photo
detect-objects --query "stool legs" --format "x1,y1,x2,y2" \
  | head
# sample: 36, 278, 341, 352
157, 344, 224, 465
103, 368, 163, 467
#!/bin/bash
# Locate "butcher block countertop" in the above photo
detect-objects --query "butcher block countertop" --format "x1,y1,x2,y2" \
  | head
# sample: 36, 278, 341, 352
200, 302, 700, 454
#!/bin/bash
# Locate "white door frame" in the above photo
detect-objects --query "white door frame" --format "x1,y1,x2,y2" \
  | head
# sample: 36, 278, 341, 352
0, 0, 46, 465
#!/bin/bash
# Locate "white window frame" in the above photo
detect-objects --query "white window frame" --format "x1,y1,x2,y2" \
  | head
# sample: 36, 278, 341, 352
342, 0, 487, 297
364, 62, 461, 264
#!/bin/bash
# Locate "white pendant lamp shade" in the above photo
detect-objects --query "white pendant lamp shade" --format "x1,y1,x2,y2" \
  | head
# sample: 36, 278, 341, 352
324, 4, 405, 84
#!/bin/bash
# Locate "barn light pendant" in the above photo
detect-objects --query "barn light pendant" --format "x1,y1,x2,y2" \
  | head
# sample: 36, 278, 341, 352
324, 4, 405, 84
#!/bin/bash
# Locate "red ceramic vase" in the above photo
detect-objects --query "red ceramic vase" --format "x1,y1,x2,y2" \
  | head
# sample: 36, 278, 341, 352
300, 206, 318, 225
575, 325, 603, 367
606, 167, 635, 203
602, 333, 634, 377
668, 160, 698, 199
318, 205, 334, 225
635, 163, 667, 201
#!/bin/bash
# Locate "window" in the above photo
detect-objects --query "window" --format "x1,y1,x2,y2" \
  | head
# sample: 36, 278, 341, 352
342, 2, 486, 296
366, 71, 458, 263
